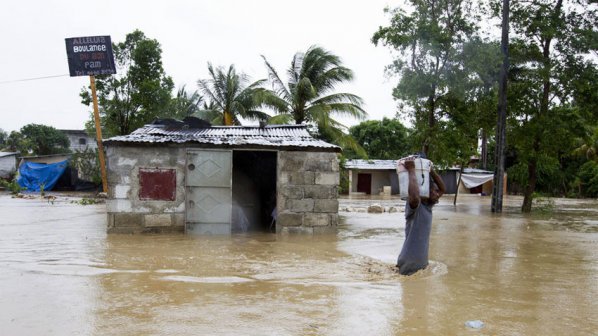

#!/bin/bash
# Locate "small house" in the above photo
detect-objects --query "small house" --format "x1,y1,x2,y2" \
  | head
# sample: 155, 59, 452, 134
103, 120, 341, 235
0, 152, 19, 179
345, 159, 399, 195
345, 159, 499, 196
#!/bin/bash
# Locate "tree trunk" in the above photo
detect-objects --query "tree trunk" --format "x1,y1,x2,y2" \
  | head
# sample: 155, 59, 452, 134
521, 0, 562, 212
224, 111, 233, 126
423, 93, 436, 157
522, 153, 538, 212
481, 128, 488, 170
294, 109, 305, 125
491, 0, 509, 213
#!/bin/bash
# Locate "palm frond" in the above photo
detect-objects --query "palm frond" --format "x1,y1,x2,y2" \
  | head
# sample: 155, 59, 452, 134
267, 113, 295, 125
311, 92, 365, 106
261, 55, 292, 102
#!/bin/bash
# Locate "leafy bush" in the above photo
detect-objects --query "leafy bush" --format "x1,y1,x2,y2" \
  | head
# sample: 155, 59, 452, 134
577, 161, 598, 198
71, 148, 101, 184
531, 192, 555, 213
0, 179, 23, 195
338, 155, 349, 195
506, 155, 564, 196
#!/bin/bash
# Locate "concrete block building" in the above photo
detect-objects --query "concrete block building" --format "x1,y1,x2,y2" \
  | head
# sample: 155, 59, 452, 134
103, 120, 341, 235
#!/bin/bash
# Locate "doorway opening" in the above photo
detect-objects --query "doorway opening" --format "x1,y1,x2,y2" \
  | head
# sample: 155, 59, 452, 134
232, 150, 277, 233
357, 173, 372, 194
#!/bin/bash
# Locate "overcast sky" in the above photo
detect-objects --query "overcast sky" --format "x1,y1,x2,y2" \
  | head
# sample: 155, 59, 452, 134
0, 0, 401, 133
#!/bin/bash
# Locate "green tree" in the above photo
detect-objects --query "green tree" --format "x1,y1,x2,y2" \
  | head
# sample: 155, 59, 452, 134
80, 30, 174, 136
197, 63, 275, 125
18, 124, 70, 155
261, 46, 367, 154
0, 129, 6, 147
3, 131, 29, 154
461, 38, 502, 169
573, 126, 598, 162
372, 0, 479, 161
576, 160, 598, 197
495, 0, 598, 212
348, 118, 411, 159
71, 148, 101, 185
168, 85, 203, 120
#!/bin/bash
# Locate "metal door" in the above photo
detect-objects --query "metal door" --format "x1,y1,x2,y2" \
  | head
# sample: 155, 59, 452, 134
185, 149, 232, 234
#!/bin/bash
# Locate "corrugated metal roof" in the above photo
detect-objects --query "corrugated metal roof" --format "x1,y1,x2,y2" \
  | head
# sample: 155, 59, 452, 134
104, 124, 340, 151
463, 168, 493, 174
0, 152, 19, 158
345, 159, 397, 170
345, 160, 495, 174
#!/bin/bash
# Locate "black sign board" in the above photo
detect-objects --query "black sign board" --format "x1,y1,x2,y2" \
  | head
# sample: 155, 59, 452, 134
65, 35, 116, 77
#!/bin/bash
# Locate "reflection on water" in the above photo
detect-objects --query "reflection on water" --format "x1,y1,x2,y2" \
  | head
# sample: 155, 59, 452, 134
0, 193, 597, 335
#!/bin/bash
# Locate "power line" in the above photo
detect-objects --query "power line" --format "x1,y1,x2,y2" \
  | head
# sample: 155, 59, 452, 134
0, 74, 70, 85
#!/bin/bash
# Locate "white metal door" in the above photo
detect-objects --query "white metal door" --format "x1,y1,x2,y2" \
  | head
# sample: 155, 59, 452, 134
185, 149, 232, 234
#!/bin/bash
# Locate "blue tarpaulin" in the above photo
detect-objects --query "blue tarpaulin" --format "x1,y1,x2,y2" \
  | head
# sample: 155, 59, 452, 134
17, 160, 69, 191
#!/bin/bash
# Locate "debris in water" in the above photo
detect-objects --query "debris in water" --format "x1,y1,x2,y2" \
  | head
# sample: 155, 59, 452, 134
465, 320, 484, 329
367, 204, 384, 213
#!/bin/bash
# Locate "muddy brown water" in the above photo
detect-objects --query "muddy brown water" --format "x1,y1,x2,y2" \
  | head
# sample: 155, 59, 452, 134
0, 193, 597, 335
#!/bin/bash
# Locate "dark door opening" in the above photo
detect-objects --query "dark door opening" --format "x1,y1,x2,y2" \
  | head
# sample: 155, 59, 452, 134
232, 151, 277, 232
357, 173, 372, 194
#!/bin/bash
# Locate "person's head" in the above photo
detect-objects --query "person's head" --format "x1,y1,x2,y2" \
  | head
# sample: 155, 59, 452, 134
423, 182, 441, 206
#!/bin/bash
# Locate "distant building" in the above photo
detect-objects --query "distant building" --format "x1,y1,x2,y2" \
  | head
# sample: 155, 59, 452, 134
0, 152, 19, 179
345, 159, 501, 196
59, 130, 97, 152
344, 159, 399, 195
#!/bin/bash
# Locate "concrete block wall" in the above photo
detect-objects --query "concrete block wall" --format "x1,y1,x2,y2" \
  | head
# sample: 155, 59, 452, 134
105, 146, 186, 233
277, 151, 339, 234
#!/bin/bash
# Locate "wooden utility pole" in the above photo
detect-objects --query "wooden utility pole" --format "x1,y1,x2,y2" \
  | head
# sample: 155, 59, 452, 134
90, 76, 108, 193
491, 0, 510, 213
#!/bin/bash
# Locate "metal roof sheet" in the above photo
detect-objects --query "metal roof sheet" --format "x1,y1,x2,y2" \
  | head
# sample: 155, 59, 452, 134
345, 159, 397, 170
104, 124, 340, 151
0, 152, 19, 158
463, 168, 493, 174
345, 160, 495, 174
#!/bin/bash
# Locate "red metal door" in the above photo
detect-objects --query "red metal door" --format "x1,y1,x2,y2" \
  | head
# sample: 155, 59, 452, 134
357, 173, 372, 194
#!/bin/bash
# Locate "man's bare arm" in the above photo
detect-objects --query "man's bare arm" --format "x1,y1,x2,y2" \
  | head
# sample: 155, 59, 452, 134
405, 160, 421, 209
430, 169, 446, 197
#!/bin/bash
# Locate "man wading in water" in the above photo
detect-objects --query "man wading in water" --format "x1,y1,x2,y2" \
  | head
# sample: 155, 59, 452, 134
396, 157, 446, 275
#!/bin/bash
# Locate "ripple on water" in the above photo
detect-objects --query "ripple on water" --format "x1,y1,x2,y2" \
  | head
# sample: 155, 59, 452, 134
160, 275, 255, 284
357, 257, 449, 282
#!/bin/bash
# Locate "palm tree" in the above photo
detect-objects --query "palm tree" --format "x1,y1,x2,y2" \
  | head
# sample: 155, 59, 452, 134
197, 63, 276, 126
169, 85, 203, 119
262, 45, 368, 154
573, 126, 598, 162
193, 101, 221, 125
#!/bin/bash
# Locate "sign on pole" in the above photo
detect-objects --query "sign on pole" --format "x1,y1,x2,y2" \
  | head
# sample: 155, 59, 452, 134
65, 35, 116, 194
65, 36, 116, 76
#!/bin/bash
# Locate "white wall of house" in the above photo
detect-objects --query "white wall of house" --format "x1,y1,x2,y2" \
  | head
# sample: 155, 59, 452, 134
61, 131, 97, 152
0, 154, 17, 178
349, 169, 395, 194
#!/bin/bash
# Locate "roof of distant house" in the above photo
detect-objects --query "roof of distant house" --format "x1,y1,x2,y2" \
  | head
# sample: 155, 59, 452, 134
345, 159, 397, 170
345, 159, 494, 174
0, 151, 19, 158
59, 129, 90, 136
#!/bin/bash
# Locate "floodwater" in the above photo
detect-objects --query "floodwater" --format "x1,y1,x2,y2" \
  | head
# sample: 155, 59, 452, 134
0, 193, 597, 335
